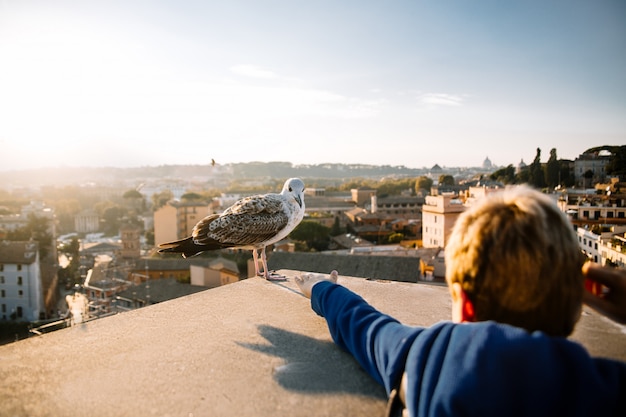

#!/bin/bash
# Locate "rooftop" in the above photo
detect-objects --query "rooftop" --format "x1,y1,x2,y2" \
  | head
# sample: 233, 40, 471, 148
1, 271, 624, 417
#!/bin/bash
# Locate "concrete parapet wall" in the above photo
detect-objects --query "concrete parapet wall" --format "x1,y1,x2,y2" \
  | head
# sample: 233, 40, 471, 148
0, 271, 624, 417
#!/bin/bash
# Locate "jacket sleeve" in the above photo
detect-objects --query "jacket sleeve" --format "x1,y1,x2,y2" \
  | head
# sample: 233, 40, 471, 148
311, 281, 424, 394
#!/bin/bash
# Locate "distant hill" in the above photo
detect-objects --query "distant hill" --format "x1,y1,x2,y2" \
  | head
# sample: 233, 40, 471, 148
0, 161, 443, 187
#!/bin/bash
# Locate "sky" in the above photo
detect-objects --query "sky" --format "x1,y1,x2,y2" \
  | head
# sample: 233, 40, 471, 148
0, 0, 624, 171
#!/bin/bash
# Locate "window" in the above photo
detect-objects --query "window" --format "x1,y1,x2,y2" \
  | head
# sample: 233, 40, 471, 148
0, 276, 4, 284
17, 264, 22, 271
17, 306, 23, 318
1, 290, 4, 297
18, 290, 23, 298
0, 264, 3, 271
1, 304, 5, 313
17, 276, 23, 285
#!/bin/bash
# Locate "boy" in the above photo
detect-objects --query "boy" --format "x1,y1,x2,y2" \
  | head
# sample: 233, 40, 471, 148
296, 185, 625, 416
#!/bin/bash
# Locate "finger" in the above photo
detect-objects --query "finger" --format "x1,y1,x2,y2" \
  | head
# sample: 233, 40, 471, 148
329, 270, 338, 283
583, 263, 624, 288
583, 290, 626, 324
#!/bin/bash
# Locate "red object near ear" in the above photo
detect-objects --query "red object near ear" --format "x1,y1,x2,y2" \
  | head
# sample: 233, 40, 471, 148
461, 291, 476, 322
585, 278, 604, 296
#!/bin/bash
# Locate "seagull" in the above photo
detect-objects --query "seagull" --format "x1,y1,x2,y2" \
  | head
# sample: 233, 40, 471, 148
158, 178, 305, 281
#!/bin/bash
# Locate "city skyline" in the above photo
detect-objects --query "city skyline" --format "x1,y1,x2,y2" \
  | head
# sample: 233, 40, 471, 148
1, 0, 624, 172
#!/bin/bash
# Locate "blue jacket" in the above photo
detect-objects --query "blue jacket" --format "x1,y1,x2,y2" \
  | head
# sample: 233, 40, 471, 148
311, 281, 626, 417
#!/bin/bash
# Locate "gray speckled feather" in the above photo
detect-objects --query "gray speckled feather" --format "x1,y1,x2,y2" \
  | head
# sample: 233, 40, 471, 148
193, 194, 289, 247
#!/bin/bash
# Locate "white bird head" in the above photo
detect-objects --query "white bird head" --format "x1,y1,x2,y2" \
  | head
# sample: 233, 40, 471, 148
281, 178, 305, 208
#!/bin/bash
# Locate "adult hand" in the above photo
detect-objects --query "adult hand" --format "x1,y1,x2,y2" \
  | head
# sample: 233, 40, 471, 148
295, 270, 338, 299
582, 262, 626, 325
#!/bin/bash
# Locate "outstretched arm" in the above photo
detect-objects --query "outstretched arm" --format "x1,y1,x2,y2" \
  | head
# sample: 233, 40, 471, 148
582, 262, 626, 324
296, 272, 421, 394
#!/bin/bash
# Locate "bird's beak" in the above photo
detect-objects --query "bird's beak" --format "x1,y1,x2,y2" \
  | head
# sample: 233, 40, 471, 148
294, 195, 302, 208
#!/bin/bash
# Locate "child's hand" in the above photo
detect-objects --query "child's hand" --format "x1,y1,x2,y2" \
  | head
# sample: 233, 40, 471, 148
295, 270, 338, 299
582, 263, 626, 324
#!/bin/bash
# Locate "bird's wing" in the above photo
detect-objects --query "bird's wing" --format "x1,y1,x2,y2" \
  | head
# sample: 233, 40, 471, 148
193, 195, 289, 247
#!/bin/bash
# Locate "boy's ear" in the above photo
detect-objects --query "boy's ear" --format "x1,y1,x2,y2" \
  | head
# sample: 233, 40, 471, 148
460, 290, 476, 322
450, 282, 476, 323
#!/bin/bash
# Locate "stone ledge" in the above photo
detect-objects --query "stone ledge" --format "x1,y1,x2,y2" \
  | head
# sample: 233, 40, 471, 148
0, 270, 624, 417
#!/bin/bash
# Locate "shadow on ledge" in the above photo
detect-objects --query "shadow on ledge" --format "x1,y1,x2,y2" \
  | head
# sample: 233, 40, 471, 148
239, 324, 385, 397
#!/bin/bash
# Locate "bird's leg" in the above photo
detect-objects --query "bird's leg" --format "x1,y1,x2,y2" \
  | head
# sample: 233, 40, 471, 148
261, 247, 287, 281
252, 249, 262, 277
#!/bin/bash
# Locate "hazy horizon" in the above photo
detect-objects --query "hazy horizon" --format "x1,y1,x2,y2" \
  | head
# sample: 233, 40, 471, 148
1, 1, 624, 171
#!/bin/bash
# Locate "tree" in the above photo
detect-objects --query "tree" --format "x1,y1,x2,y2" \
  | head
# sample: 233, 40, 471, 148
415, 176, 433, 194
438, 175, 455, 186
528, 148, 546, 188
330, 216, 342, 237
95, 201, 127, 236
545, 148, 560, 189
123, 189, 146, 213
52, 198, 82, 234
6, 214, 53, 259
58, 237, 81, 286
151, 190, 174, 210
290, 221, 331, 251
387, 232, 404, 244
490, 165, 516, 184
377, 178, 415, 197
181, 192, 203, 201
558, 161, 575, 187
583, 169, 594, 188
604, 145, 626, 178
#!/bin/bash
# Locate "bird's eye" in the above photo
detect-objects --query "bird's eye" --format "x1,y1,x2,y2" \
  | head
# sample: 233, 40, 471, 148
289, 187, 292, 192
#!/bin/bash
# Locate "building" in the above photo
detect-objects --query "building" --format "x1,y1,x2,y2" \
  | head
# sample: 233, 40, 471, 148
154, 200, 211, 246
0, 201, 55, 235
421, 194, 465, 248
131, 258, 197, 282
375, 196, 424, 218
577, 227, 602, 263
74, 210, 100, 233
74, 209, 100, 233
350, 187, 377, 207
575, 226, 626, 268
115, 278, 207, 310
600, 232, 626, 268
574, 151, 611, 188
190, 257, 239, 288
119, 224, 141, 259
558, 190, 626, 225
83, 268, 130, 318
0, 241, 44, 321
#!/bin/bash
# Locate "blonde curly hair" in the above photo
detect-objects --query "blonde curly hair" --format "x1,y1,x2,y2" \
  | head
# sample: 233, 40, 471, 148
445, 185, 584, 337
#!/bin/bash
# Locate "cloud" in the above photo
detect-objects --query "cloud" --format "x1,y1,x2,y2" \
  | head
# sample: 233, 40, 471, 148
418, 93, 465, 107
230, 64, 278, 79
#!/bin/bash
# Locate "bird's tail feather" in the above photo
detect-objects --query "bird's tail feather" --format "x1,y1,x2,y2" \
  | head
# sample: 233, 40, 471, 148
158, 237, 203, 258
